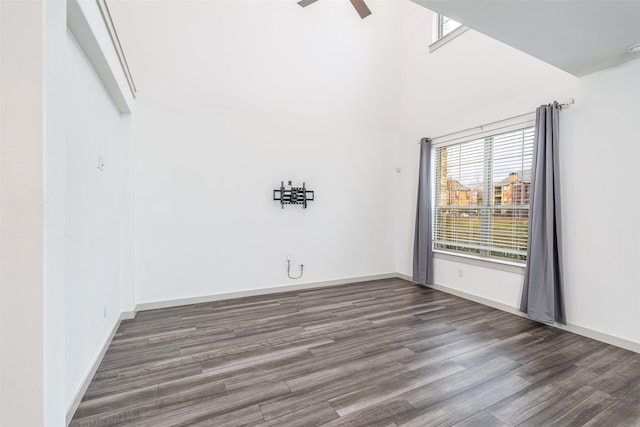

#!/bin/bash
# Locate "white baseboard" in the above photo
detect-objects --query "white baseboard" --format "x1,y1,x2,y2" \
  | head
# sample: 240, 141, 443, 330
134, 273, 399, 312
65, 312, 127, 425
121, 310, 136, 320
555, 322, 640, 354
398, 275, 640, 354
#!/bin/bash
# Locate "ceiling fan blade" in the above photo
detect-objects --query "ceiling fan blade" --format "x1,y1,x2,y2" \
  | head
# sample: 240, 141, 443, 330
298, 0, 319, 7
349, 0, 371, 18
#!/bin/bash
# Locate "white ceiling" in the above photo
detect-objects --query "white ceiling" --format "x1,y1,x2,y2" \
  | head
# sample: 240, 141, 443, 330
412, 0, 640, 77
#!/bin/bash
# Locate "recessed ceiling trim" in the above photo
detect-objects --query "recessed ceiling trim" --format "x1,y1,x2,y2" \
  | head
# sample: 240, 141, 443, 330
67, 0, 134, 113
97, 0, 137, 97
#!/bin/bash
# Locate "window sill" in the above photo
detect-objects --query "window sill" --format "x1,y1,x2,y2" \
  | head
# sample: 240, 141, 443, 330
429, 25, 470, 53
433, 250, 526, 274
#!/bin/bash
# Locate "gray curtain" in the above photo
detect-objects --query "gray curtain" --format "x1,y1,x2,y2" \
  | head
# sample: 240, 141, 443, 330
520, 102, 566, 324
413, 137, 433, 285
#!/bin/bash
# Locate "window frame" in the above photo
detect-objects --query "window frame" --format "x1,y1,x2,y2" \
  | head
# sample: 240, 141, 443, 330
429, 14, 469, 53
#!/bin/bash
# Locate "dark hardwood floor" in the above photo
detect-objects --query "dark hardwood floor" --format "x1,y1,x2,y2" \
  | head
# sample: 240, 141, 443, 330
70, 279, 640, 426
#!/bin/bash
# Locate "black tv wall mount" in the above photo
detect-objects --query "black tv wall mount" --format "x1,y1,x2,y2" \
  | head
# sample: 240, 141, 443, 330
273, 181, 314, 209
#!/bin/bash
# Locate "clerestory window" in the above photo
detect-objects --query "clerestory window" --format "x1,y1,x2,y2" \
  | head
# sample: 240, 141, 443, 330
438, 15, 461, 39
430, 14, 469, 52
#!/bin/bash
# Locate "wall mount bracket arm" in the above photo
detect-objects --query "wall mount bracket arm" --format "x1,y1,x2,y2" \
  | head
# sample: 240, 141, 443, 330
273, 181, 314, 209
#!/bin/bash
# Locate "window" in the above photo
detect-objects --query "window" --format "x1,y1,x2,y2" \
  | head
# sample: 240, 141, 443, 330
438, 15, 462, 39
433, 125, 534, 262
430, 14, 468, 52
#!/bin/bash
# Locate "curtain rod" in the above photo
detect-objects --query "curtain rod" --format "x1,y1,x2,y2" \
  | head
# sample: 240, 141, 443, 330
419, 98, 575, 144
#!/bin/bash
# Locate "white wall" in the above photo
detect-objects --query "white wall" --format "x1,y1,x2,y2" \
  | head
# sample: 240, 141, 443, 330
560, 60, 640, 344
395, 2, 640, 346
120, 113, 135, 314
129, 0, 401, 304
44, 0, 68, 424
64, 29, 129, 411
133, 97, 398, 304
0, 1, 45, 425
0, 0, 3, 417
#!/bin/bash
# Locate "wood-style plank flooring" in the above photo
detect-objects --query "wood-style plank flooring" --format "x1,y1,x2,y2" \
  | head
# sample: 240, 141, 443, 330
71, 279, 640, 426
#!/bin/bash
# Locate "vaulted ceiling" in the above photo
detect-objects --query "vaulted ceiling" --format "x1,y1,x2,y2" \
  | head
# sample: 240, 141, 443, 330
412, 0, 640, 76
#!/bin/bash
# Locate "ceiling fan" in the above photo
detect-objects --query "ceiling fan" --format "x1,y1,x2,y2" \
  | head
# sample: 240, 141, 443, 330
298, 0, 372, 19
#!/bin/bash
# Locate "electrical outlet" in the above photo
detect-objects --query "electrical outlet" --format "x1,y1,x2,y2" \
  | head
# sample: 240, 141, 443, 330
458, 269, 464, 278
103, 304, 108, 318
97, 154, 105, 171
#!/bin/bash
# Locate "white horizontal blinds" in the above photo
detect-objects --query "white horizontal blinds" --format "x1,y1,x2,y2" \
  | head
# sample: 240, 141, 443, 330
434, 140, 484, 255
434, 125, 534, 262
489, 128, 534, 259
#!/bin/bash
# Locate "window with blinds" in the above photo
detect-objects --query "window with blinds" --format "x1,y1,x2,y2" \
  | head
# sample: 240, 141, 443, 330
434, 125, 534, 262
